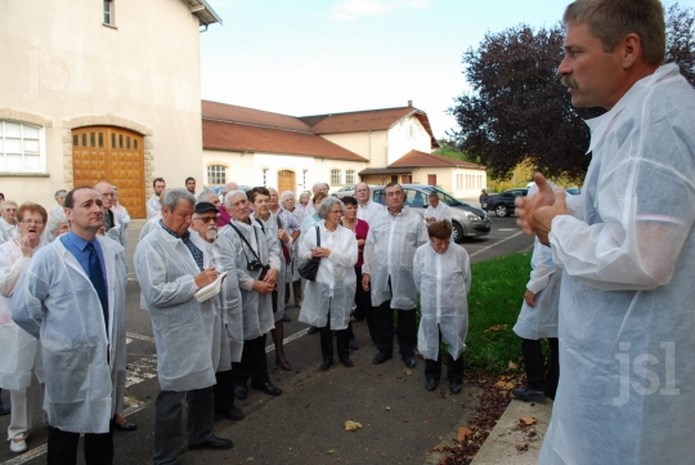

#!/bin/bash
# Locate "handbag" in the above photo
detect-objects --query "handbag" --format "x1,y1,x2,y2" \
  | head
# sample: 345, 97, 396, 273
298, 225, 321, 281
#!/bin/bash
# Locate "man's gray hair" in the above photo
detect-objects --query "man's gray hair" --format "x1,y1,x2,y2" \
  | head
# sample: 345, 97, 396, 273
196, 189, 218, 203
280, 190, 295, 203
162, 188, 195, 211
224, 189, 246, 208
318, 197, 343, 219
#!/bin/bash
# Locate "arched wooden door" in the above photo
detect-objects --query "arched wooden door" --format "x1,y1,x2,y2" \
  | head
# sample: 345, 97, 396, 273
72, 126, 146, 218
277, 170, 296, 194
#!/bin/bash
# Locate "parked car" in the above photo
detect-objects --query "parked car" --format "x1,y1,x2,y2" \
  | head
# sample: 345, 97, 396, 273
485, 188, 528, 217
371, 184, 491, 241
332, 185, 356, 198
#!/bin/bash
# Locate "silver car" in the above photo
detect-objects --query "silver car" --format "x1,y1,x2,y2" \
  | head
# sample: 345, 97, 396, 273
371, 184, 491, 242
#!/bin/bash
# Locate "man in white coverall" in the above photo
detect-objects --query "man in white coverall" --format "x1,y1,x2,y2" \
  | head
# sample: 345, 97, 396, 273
516, 1, 695, 464
12, 187, 126, 465
135, 188, 233, 465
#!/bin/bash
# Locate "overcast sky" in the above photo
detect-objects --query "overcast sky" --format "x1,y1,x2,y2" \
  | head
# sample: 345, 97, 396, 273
200, 0, 693, 140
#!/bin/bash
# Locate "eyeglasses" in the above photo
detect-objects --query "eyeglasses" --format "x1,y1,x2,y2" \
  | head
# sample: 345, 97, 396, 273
21, 219, 45, 226
198, 216, 218, 223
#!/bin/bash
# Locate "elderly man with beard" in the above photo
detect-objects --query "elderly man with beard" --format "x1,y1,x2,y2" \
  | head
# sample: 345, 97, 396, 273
135, 189, 233, 465
189, 201, 245, 423
216, 190, 282, 400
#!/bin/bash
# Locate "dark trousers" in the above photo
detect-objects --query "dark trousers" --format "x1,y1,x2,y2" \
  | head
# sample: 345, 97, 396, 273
372, 300, 417, 357
47, 426, 113, 465
354, 267, 377, 343
319, 314, 350, 362
152, 387, 214, 465
232, 335, 269, 387
521, 337, 559, 397
213, 370, 236, 413
425, 353, 464, 383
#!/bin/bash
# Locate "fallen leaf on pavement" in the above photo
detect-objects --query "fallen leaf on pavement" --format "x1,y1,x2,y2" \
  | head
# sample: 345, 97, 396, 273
344, 420, 362, 431
457, 427, 473, 443
519, 416, 537, 427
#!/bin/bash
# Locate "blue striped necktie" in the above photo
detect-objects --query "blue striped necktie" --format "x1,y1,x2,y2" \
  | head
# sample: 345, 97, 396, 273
86, 242, 109, 330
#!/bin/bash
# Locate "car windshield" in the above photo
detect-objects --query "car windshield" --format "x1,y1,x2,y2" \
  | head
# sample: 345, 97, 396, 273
424, 186, 463, 207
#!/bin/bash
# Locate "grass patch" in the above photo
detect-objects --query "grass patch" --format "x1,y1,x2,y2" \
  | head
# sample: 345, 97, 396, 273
465, 251, 531, 373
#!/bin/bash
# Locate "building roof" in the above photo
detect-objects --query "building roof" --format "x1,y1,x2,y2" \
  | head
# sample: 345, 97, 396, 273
301, 105, 439, 149
202, 101, 367, 162
181, 0, 222, 26
388, 150, 486, 170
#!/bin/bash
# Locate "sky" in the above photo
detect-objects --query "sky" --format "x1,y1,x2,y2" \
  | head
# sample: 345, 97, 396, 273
200, 0, 693, 140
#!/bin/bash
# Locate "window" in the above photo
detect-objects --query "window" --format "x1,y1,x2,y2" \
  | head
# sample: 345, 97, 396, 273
103, 0, 115, 25
207, 164, 226, 185
0, 120, 45, 173
345, 170, 355, 185
330, 169, 341, 185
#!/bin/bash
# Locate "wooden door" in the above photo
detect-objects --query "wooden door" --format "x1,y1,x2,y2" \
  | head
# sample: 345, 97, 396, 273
277, 170, 296, 194
427, 174, 437, 186
72, 126, 146, 218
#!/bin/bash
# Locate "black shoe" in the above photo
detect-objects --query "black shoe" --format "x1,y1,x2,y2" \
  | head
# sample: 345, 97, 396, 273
0, 402, 11, 416
252, 381, 282, 396
307, 326, 319, 334
372, 351, 393, 365
189, 434, 234, 450
216, 406, 244, 421
425, 378, 439, 391
233, 384, 248, 401
402, 355, 417, 368
449, 380, 463, 394
512, 386, 546, 402
339, 356, 354, 368
320, 359, 333, 371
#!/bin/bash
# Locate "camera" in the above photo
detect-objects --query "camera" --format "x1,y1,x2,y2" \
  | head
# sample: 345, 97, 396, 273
247, 260, 263, 272
258, 264, 270, 281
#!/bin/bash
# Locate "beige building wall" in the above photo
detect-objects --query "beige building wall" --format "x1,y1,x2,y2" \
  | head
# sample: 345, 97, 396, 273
203, 150, 367, 194
0, 0, 204, 213
387, 117, 433, 165
320, 131, 389, 167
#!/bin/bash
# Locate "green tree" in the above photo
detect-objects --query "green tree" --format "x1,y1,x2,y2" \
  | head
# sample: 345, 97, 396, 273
450, 4, 695, 181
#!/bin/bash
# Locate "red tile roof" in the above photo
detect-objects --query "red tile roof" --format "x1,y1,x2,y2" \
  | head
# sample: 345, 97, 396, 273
202, 101, 367, 162
301, 106, 439, 148
389, 150, 485, 170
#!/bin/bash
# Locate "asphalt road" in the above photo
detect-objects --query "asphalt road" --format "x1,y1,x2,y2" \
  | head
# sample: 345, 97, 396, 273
0, 215, 533, 465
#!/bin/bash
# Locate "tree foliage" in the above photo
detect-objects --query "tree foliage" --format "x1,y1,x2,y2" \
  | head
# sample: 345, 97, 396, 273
450, 4, 695, 181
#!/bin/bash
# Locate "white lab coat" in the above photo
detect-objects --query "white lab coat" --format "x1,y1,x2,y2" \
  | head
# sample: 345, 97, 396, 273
0, 218, 17, 244
216, 220, 279, 340
134, 228, 216, 392
298, 224, 357, 329
356, 199, 384, 227
414, 242, 471, 360
512, 238, 560, 340
146, 195, 161, 219
0, 239, 44, 390
11, 236, 126, 434
251, 212, 287, 320
539, 64, 695, 465
363, 207, 428, 309
423, 202, 452, 223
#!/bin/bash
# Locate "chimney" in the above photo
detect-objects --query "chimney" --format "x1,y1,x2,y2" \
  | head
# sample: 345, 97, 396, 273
407, 100, 413, 107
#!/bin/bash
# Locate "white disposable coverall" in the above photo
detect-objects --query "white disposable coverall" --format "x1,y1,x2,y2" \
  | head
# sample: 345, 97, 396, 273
297, 224, 357, 329
134, 228, 216, 392
539, 64, 695, 465
215, 220, 279, 340
413, 242, 471, 361
11, 237, 126, 434
363, 207, 428, 309
512, 238, 560, 340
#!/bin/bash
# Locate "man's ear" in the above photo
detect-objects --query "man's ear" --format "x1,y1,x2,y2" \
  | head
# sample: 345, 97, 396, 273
621, 33, 642, 68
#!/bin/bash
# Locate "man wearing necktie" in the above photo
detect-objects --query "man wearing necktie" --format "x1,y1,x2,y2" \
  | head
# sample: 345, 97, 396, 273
11, 187, 127, 465
135, 188, 233, 465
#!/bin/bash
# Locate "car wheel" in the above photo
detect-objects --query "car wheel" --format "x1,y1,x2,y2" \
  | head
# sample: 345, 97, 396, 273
495, 205, 509, 217
451, 221, 464, 243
